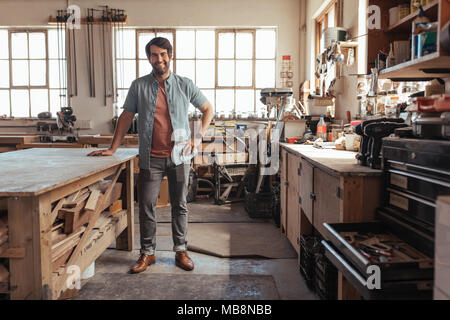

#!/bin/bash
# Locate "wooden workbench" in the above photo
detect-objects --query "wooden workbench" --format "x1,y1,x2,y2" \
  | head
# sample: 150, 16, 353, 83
0, 148, 138, 299
280, 143, 383, 300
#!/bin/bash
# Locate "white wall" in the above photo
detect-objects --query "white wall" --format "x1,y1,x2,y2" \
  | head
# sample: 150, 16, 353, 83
0, 0, 302, 134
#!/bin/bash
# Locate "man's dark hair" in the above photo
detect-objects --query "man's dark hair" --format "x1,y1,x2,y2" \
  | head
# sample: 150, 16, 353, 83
145, 37, 173, 58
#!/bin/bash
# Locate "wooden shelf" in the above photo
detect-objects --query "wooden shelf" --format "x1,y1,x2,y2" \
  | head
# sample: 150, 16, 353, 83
387, 0, 439, 33
379, 52, 450, 80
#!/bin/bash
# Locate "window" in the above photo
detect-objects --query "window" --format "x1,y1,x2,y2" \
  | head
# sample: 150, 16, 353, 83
115, 28, 276, 117
0, 29, 67, 118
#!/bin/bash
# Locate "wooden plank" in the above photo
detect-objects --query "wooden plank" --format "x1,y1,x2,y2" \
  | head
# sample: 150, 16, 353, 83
66, 188, 89, 203
0, 146, 16, 153
299, 159, 314, 224
85, 190, 101, 211
51, 227, 86, 252
116, 159, 134, 251
63, 191, 90, 208
54, 164, 125, 297
7, 197, 38, 299
0, 135, 40, 144
109, 199, 122, 214
286, 153, 300, 255
0, 246, 25, 258
313, 169, 340, 238
0, 264, 8, 283
280, 149, 287, 234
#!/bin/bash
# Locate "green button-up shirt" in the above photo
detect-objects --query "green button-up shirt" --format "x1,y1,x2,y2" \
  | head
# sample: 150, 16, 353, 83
123, 71, 207, 169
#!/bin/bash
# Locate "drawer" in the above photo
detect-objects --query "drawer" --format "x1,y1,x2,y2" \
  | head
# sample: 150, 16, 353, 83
322, 212, 434, 282
387, 188, 435, 227
322, 240, 433, 300
387, 169, 450, 202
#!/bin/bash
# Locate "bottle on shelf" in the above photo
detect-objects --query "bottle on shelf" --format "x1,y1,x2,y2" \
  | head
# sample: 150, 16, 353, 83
317, 115, 328, 141
386, 43, 395, 68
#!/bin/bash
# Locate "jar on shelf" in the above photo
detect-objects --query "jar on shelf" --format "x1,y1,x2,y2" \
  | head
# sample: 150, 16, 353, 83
377, 91, 387, 115
386, 96, 400, 118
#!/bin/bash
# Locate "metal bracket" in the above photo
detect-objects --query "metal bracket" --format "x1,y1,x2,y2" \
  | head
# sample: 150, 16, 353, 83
310, 193, 316, 201
299, 196, 302, 204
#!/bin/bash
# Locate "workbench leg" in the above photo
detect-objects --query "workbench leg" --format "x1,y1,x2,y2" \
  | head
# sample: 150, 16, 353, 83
8, 194, 53, 300
338, 272, 361, 300
116, 159, 135, 251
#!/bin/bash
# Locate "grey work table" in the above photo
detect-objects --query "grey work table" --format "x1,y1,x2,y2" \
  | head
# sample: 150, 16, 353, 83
0, 148, 137, 300
0, 148, 138, 196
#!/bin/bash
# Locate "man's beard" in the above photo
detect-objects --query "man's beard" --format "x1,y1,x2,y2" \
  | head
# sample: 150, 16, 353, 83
151, 61, 169, 76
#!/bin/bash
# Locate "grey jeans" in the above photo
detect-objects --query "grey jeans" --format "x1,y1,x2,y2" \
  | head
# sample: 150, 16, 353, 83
138, 156, 190, 255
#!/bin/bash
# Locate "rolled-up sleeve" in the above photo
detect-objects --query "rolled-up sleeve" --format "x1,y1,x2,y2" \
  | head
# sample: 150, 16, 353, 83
188, 79, 207, 109
122, 80, 138, 114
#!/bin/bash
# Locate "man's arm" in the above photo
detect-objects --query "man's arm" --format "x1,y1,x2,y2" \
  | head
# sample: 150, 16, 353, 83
87, 110, 135, 156
183, 101, 214, 156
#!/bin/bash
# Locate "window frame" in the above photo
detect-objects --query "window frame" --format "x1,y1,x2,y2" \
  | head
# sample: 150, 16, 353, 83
314, 0, 338, 89
0, 28, 67, 118
124, 27, 277, 116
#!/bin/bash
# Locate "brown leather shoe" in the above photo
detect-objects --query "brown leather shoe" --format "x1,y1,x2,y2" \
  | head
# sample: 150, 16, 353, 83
129, 253, 155, 274
175, 250, 194, 271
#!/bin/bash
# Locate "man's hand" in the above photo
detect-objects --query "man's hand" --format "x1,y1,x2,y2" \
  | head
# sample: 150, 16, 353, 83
87, 148, 116, 157
181, 137, 201, 157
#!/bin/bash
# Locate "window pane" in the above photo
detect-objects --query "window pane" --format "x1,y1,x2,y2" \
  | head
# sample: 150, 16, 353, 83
328, 9, 336, 28
176, 60, 195, 81
216, 89, 234, 114
255, 60, 275, 88
236, 60, 252, 87
49, 60, 66, 88
196, 60, 214, 88
11, 89, 29, 117
138, 33, 155, 59
218, 60, 234, 86
0, 60, 9, 88
176, 30, 195, 59
117, 89, 128, 116
29, 33, 46, 59
202, 89, 215, 108
116, 60, 136, 88
256, 30, 275, 59
0, 30, 8, 59
138, 59, 151, 78
30, 89, 49, 117
30, 60, 46, 86
156, 32, 173, 46
255, 89, 265, 111
218, 33, 234, 59
236, 90, 254, 114
11, 32, 28, 59
236, 33, 253, 59
50, 89, 63, 115
116, 29, 136, 59
196, 30, 214, 59
12, 60, 29, 86
0, 90, 10, 116
48, 29, 65, 59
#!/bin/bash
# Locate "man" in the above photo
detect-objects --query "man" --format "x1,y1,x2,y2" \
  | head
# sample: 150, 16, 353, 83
88, 37, 214, 273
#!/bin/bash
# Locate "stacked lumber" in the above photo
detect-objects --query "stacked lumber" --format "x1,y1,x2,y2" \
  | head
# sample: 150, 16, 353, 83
50, 179, 122, 273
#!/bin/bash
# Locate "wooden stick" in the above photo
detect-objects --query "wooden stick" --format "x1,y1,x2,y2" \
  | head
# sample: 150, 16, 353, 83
55, 163, 125, 296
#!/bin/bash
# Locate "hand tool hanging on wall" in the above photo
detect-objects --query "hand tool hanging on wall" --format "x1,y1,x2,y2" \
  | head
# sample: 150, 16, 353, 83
67, 8, 78, 97
56, 10, 63, 108
66, 10, 72, 101
86, 8, 96, 98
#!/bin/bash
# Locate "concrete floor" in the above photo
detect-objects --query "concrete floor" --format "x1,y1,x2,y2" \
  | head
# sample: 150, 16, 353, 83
75, 200, 317, 300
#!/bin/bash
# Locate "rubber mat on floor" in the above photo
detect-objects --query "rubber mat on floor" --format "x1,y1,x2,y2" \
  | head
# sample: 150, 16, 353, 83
75, 273, 280, 300
135, 200, 271, 224
187, 223, 297, 259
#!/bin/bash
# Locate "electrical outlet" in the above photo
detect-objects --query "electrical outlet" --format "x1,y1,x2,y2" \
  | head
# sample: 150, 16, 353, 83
75, 119, 92, 129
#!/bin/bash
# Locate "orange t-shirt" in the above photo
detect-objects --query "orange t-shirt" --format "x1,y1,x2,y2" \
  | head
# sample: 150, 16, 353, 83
150, 81, 174, 158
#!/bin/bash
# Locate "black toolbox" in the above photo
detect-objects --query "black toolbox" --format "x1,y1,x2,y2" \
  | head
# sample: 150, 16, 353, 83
322, 137, 450, 300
